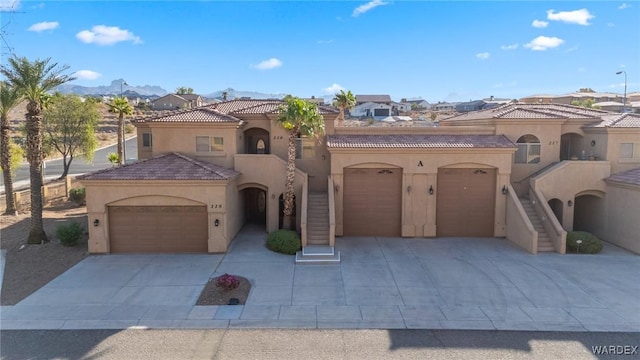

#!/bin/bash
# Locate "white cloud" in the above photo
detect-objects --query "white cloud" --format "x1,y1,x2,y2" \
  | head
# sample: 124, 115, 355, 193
475, 52, 490, 60
76, 25, 142, 46
546, 8, 594, 26
532, 19, 549, 28
500, 43, 518, 50
352, 0, 388, 17
73, 70, 102, 80
251, 58, 282, 70
27, 21, 59, 32
524, 36, 564, 51
323, 83, 344, 93
618, 3, 631, 10
0, 0, 20, 11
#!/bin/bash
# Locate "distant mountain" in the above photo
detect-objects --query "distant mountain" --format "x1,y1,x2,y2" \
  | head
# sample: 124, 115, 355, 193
56, 79, 168, 97
205, 88, 287, 100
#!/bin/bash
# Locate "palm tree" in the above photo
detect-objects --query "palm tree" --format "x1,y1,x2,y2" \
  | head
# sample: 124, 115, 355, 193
0, 56, 75, 243
276, 96, 325, 230
332, 90, 356, 127
108, 96, 134, 165
0, 81, 22, 215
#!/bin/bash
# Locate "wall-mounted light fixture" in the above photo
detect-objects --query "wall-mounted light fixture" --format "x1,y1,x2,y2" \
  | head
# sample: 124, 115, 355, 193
591, 140, 596, 147
321, 154, 326, 160
502, 185, 508, 195
335, 184, 340, 192
407, 185, 412, 193
428, 185, 434, 195
214, 219, 220, 227
93, 219, 100, 227
567, 200, 573, 207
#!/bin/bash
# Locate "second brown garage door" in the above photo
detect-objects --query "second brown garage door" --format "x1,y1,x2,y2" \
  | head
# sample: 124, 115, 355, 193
436, 168, 496, 237
343, 168, 402, 237
108, 206, 208, 253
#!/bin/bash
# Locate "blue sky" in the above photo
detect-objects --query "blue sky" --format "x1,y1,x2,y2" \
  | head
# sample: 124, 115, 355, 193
1, 0, 638, 101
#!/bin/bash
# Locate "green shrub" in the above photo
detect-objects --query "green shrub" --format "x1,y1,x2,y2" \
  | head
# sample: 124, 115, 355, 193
56, 222, 84, 247
567, 231, 603, 254
266, 230, 301, 255
69, 187, 86, 206
107, 152, 119, 165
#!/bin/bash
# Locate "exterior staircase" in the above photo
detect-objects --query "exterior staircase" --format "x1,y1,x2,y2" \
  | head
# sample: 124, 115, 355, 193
296, 192, 340, 264
519, 198, 556, 253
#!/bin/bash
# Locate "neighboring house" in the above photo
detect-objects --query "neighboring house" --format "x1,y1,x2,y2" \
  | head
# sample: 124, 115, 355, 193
391, 101, 411, 113
150, 93, 203, 110
80, 100, 640, 256
350, 102, 392, 118
304, 96, 325, 105
431, 102, 457, 111
401, 99, 431, 110
455, 100, 486, 112
355, 94, 392, 106
593, 101, 625, 113
520, 91, 625, 105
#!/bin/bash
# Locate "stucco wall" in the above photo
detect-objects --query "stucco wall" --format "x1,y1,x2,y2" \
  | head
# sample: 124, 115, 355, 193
82, 181, 232, 253
329, 149, 514, 237
603, 182, 640, 254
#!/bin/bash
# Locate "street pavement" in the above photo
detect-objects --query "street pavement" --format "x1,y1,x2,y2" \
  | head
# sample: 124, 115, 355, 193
0, 136, 137, 193
1, 224, 639, 332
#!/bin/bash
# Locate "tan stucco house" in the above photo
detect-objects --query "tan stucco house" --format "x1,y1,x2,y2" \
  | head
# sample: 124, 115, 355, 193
80, 100, 640, 255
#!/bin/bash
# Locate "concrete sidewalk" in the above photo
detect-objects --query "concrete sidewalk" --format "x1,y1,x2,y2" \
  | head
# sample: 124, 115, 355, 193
1, 225, 639, 331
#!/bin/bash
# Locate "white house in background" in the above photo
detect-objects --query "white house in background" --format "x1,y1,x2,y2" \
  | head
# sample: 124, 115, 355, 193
355, 95, 392, 106
402, 99, 431, 110
432, 102, 457, 111
594, 101, 625, 113
391, 102, 411, 113
350, 102, 392, 118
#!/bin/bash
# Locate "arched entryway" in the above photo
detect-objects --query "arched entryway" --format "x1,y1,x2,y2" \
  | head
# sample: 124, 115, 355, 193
242, 187, 267, 226
560, 133, 584, 160
245, 128, 270, 154
573, 194, 605, 233
548, 198, 563, 224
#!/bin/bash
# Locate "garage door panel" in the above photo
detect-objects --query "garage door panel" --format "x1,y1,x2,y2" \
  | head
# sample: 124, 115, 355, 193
436, 168, 496, 237
109, 206, 208, 253
344, 168, 401, 237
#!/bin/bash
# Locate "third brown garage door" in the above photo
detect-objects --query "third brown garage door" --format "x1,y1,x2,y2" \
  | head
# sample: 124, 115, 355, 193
108, 206, 208, 253
343, 168, 402, 236
436, 168, 496, 237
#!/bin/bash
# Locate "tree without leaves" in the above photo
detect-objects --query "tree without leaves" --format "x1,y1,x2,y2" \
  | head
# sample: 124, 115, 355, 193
107, 96, 133, 165
332, 90, 356, 127
276, 96, 325, 230
43, 94, 99, 178
0, 55, 75, 244
176, 86, 194, 95
0, 81, 23, 215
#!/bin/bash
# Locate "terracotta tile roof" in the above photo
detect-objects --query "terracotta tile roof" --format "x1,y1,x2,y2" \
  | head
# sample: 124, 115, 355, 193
444, 103, 611, 121
78, 153, 239, 181
607, 167, 640, 186
589, 113, 640, 128
131, 108, 241, 124
326, 134, 516, 149
206, 99, 338, 115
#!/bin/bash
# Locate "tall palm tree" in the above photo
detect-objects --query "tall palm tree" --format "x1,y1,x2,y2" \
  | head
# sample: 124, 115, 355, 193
276, 96, 325, 230
0, 56, 75, 243
108, 96, 133, 165
332, 90, 356, 127
0, 81, 22, 215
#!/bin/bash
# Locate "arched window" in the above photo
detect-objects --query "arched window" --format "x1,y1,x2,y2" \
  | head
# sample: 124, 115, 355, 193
256, 139, 265, 154
515, 134, 541, 164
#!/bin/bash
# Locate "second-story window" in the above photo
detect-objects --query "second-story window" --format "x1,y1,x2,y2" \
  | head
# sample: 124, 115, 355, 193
296, 136, 315, 159
142, 133, 152, 147
515, 134, 541, 164
196, 136, 224, 152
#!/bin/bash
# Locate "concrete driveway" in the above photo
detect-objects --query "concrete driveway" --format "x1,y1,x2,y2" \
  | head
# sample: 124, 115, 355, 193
1, 224, 639, 331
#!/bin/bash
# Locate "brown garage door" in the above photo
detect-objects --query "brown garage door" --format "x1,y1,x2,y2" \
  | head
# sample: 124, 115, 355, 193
109, 206, 208, 253
436, 168, 496, 237
343, 168, 402, 236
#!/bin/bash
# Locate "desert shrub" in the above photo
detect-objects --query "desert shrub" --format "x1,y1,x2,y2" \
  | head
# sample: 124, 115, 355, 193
56, 222, 84, 247
215, 273, 240, 291
107, 152, 119, 165
124, 124, 135, 134
69, 187, 86, 206
567, 231, 603, 254
266, 230, 301, 255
